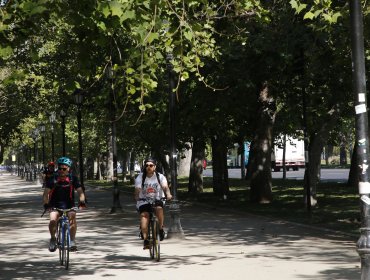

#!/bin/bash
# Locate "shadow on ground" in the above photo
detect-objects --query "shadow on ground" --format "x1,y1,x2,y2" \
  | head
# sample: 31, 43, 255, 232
0, 173, 360, 280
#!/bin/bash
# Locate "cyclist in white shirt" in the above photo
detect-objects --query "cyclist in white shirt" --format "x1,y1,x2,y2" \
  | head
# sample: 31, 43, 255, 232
134, 157, 172, 249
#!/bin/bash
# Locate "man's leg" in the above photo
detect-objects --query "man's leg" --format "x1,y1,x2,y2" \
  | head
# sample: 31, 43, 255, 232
155, 206, 164, 229
68, 211, 78, 250
140, 212, 150, 239
68, 211, 77, 241
140, 211, 150, 249
155, 206, 166, 241
49, 211, 59, 238
48, 211, 59, 252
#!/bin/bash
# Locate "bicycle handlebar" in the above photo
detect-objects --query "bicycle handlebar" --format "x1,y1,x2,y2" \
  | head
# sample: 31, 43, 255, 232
139, 197, 166, 202
52, 207, 79, 212
41, 207, 78, 218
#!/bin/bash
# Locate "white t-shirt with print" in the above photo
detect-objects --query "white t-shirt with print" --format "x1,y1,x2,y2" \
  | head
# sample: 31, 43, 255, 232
135, 172, 168, 209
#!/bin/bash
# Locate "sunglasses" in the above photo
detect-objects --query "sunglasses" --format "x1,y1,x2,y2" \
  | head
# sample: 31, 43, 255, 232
146, 164, 154, 167
58, 167, 68, 171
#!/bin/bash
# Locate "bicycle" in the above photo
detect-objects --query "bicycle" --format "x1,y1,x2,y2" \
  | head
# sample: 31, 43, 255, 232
140, 197, 165, 262
47, 207, 77, 270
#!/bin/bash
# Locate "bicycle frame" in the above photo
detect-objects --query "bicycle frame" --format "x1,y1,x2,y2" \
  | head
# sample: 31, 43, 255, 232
141, 197, 165, 262
54, 207, 76, 270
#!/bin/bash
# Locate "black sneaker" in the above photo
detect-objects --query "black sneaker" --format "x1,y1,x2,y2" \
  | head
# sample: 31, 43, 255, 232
160, 229, 165, 241
49, 238, 57, 252
139, 230, 144, 240
143, 239, 150, 249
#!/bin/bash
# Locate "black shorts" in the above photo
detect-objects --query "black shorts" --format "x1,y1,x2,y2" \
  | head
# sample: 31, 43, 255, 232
138, 200, 164, 214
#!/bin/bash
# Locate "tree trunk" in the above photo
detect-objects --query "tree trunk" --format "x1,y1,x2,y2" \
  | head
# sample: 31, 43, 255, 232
86, 157, 94, 180
249, 82, 276, 203
240, 140, 246, 179
325, 145, 333, 165
303, 105, 341, 206
211, 136, 229, 197
188, 138, 205, 194
178, 143, 192, 177
95, 155, 102, 180
340, 145, 347, 166
129, 151, 136, 184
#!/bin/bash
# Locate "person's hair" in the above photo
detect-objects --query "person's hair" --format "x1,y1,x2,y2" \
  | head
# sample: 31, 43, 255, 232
144, 157, 156, 166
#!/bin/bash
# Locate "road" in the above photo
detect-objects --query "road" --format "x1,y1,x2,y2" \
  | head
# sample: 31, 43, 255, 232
204, 168, 350, 183
0, 172, 360, 280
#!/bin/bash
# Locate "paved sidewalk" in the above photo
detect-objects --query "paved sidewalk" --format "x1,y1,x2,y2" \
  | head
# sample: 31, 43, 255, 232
0, 172, 361, 280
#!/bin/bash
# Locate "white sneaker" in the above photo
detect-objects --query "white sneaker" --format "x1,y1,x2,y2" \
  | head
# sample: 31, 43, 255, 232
69, 240, 77, 251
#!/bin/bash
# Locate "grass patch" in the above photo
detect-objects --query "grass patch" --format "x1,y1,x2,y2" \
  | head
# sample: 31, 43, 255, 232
87, 177, 360, 237
177, 177, 360, 237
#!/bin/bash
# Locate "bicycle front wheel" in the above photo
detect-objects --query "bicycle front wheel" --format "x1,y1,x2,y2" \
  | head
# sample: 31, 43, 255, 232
149, 220, 154, 259
153, 220, 160, 262
63, 225, 70, 270
58, 223, 63, 265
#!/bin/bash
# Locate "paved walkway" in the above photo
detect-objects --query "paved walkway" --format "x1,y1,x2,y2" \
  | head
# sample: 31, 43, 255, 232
0, 172, 361, 280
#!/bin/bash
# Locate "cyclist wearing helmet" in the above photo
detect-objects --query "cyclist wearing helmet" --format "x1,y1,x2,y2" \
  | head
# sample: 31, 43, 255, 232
41, 161, 55, 188
42, 156, 86, 252
135, 157, 172, 249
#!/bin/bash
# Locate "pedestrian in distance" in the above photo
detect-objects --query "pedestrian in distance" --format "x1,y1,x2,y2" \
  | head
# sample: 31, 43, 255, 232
42, 156, 86, 252
134, 157, 172, 249
41, 161, 55, 188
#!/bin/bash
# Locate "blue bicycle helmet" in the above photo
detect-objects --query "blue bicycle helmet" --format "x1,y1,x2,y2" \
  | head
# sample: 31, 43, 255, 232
57, 157, 72, 167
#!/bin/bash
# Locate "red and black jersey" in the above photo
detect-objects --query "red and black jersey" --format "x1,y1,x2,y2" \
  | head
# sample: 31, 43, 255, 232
46, 174, 81, 209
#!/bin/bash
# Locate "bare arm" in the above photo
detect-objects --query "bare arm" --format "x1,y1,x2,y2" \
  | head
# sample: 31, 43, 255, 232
162, 184, 172, 200
134, 188, 141, 201
43, 188, 50, 205
77, 187, 85, 202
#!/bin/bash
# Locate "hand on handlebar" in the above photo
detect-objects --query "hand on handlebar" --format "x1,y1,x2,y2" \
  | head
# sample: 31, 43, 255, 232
78, 200, 87, 209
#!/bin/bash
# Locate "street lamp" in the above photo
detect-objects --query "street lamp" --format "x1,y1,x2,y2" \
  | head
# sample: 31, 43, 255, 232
74, 89, 84, 190
40, 123, 46, 167
60, 109, 67, 156
31, 128, 40, 181
49, 111, 56, 161
166, 53, 184, 239
108, 64, 121, 213
349, 1, 370, 278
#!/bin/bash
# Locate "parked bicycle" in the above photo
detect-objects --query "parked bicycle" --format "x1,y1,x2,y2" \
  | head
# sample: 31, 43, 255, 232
140, 197, 166, 262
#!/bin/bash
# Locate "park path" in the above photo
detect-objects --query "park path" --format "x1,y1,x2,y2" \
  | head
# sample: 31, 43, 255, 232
0, 172, 360, 280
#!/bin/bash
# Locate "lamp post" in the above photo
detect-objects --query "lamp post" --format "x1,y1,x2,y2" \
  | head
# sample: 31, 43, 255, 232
40, 123, 46, 167
31, 128, 39, 181
166, 53, 184, 239
349, 1, 370, 278
108, 64, 121, 213
49, 111, 56, 161
60, 109, 66, 156
74, 89, 84, 190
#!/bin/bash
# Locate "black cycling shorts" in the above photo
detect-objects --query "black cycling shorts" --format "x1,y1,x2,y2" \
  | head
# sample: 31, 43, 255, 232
138, 200, 164, 214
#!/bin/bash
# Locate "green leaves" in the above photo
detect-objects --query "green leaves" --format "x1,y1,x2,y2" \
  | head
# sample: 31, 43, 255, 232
290, 0, 344, 25
290, 0, 307, 14
0, 46, 12, 58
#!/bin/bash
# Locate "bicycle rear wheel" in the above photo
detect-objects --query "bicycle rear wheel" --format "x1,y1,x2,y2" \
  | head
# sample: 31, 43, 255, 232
153, 220, 160, 262
63, 226, 70, 270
